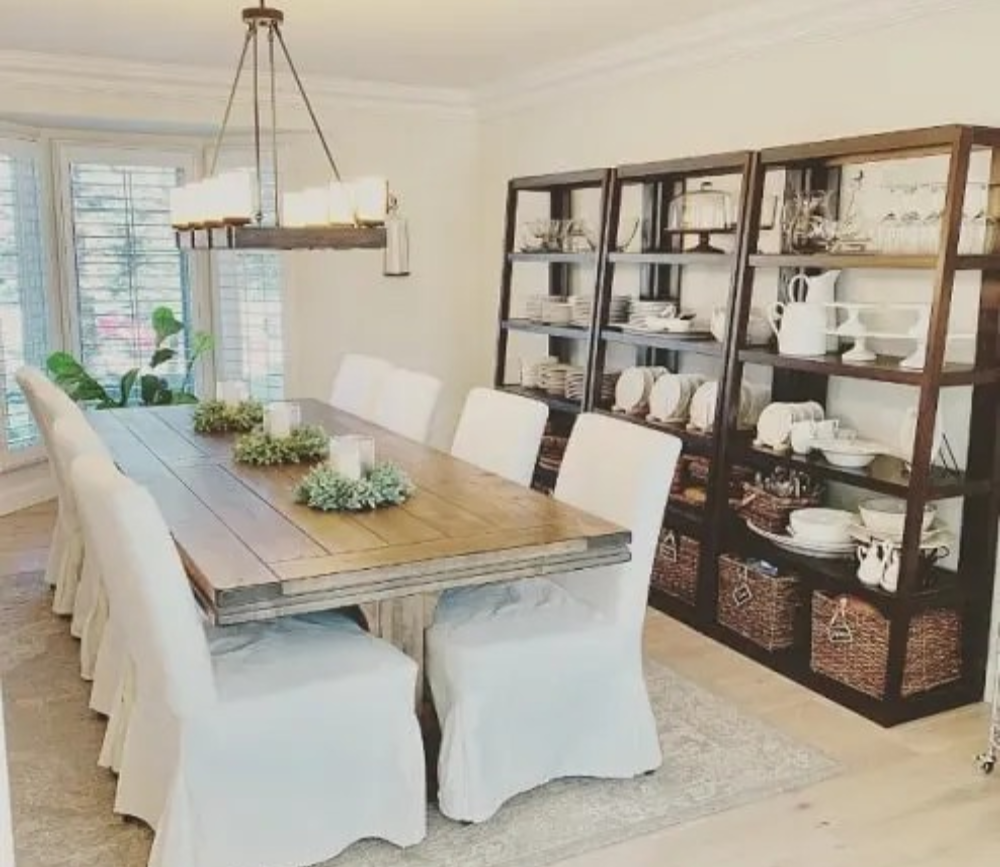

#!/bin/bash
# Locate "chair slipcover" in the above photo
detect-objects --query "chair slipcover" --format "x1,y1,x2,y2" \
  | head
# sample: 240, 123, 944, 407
329, 353, 395, 421
427, 412, 681, 822
15, 367, 88, 615
51, 416, 119, 699
450, 387, 548, 486
372, 368, 442, 444
73, 456, 427, 867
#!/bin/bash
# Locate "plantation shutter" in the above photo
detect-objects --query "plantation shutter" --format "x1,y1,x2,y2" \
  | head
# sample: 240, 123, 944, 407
0, 141, 49, 468
211, 166, 285, 401
66, 159, 192, 391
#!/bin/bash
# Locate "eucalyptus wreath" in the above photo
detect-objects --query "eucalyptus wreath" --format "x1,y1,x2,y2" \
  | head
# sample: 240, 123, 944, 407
192, 399, 265, 434
233, 425, 330, 466
294, 462, 415, 512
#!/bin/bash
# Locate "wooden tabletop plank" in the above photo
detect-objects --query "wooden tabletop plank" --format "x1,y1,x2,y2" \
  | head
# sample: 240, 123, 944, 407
113, 408, 210, 465
171, 464, 328, 564
223, 462, 388, 554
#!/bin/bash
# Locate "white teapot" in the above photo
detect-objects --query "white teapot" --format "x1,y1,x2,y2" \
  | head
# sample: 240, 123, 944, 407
766, 301, 828, 357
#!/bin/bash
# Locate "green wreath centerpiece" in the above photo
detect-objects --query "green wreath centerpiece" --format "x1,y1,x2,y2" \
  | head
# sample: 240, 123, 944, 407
233, 425, 330, 466
294, 462, 414, 512
193, 399, 264, 434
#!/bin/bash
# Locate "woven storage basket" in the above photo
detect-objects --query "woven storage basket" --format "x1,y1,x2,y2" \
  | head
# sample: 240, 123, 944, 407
651, 528, 700, 605
735, 484, 822, 535
811, 593, 962, 699
717, 554, 802, 651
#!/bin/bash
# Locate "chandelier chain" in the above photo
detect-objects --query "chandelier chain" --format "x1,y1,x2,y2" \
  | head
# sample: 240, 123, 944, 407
208, 25, 254, 177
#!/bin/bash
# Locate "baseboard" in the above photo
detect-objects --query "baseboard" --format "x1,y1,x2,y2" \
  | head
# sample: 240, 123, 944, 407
0, 461, 56, 516
0, 688, 14, 866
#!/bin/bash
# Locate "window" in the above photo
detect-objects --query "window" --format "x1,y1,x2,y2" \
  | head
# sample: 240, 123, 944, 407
0, 140, 49, 467
211, 161, 285, 401
61, 147, 198, 392
213, 248, 285, 400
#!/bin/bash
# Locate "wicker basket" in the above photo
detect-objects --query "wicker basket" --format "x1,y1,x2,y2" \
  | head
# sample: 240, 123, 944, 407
717, 554, 802, 651
811, 593, 962, 699
735, 484, 822, 535
651, 528, 700, 605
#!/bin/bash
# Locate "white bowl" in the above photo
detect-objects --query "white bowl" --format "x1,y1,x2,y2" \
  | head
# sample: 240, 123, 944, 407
789, 508, 854, 545
859, 498, 936, 536
813, 437, 884, 469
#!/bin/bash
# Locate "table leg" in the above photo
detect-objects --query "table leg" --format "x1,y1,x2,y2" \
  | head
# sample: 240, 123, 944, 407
376, 593, 439, 709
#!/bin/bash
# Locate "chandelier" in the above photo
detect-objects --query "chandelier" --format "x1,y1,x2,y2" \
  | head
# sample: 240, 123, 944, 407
170, 2, 409, 275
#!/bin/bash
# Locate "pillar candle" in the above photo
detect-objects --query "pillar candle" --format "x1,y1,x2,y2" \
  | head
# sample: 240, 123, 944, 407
265, 403, 292, 439
329, 437, 362, 482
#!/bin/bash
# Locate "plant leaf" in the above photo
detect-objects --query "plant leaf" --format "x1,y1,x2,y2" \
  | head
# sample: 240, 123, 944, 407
150, 348, 176, 368
140, 374, 171, 406
46, 351, 114, 405
172, 391, 200, 405
118, 369, 139, 407
151, 307, 184, 347
190, 331, 214, 356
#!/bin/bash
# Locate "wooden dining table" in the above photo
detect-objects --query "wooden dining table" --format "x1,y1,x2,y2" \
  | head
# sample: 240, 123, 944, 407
87, 399, 630, 701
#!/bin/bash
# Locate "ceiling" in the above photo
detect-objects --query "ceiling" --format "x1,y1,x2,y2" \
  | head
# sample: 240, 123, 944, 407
0, 0, 754, 88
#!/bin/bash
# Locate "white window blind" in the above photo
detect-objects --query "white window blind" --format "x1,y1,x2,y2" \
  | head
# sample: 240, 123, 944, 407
213, 248, 284, 401
0, 141, 49, 468
211, 162, 285, 401
66, 158, 192, 389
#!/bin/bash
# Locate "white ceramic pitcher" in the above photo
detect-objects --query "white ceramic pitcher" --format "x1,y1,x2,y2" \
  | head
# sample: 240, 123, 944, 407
766, 301, 828, 357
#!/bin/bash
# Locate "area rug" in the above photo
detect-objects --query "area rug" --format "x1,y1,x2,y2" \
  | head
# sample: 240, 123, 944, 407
1, 570, 839, 867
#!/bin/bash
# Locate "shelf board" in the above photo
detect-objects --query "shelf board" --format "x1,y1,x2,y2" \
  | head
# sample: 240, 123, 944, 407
736, 446, 986, 501
498, 385, 581, 415
503, 319, 590, 340
750, 252, 1000, 271
508, 251, 598, 265
731, 526, 961, 613
601, 327, 723, 356
608, 251, 735, 266
594, 408, 716, 456
738, 348, 999, 386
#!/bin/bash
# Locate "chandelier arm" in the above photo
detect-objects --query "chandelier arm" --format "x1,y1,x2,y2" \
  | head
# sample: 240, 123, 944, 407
273, 25, 343, 181
252, 21, 264, 224
268, 23, 280, 226
208, 25, 254, 176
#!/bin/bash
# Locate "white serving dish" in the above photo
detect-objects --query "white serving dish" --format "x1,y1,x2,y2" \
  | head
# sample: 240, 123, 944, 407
849, 521, 953, 551
788, 508, 854, 545
859, 498, 936, 536
812, 437, 886, 469
747, 521, 855, 559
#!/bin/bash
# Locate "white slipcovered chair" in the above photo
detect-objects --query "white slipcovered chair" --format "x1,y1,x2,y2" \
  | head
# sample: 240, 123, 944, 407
427, 412, 681, 822
72, 455, 427, 867
450, 387, 548, 486
372, 368, 442, 444
329, 353, 395, 421
51, 416, 122, 711
14, 366, 90, 616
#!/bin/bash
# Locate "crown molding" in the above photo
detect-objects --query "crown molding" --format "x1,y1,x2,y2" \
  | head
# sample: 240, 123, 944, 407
0, 50, 476, 119
477, 0, 970, 117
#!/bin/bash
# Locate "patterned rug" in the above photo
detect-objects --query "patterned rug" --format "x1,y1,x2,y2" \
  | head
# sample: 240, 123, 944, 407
1, 570, 839, 867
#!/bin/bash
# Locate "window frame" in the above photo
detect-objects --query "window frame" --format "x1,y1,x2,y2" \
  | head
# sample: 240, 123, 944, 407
52, 139, 214, 398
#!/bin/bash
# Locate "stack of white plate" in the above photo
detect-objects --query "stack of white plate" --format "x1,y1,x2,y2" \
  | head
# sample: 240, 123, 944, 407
524, 294, 549, 321
541, 299, 573, 325
628, 300, 671, 328
542, 364, 572, 396
569, 296, 592, 327
564, 366, 586, 400
748, 507, 856, 560
608, 296, 631, 324
521, 356, 557, 389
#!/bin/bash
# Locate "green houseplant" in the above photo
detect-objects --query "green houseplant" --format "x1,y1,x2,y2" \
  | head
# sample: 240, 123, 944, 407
46, 307, 213, 408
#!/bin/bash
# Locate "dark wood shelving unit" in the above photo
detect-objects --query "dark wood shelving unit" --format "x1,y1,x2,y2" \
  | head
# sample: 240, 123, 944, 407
498, 384, 581, 416
502, 319, 590, 340
507, 252, 599, 265
491, 125, 1000, 726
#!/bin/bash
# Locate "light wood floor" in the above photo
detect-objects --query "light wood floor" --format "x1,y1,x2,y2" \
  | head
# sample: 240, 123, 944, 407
1, 501, 997, 866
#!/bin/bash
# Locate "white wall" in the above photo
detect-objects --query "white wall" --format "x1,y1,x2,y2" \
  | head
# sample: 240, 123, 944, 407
477, 0, 1000, 698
